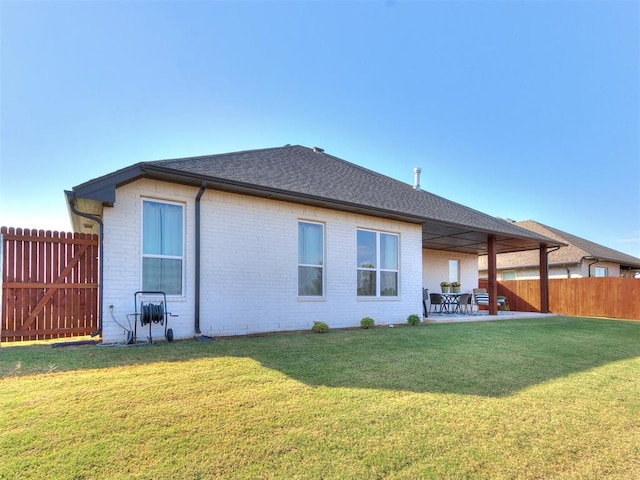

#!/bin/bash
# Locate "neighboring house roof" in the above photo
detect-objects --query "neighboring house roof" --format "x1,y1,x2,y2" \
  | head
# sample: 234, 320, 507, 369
479, 220, 640, 270
67, 145, 563, 255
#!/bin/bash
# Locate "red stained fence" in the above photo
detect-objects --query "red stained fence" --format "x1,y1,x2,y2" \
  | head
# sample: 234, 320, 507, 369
480, 278, 640, 321
1, 227, 99, 342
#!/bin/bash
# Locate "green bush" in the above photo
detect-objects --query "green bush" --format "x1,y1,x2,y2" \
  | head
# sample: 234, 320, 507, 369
360, 317, 375, 329
311, 321, 330, 333
407, 314, 421, 326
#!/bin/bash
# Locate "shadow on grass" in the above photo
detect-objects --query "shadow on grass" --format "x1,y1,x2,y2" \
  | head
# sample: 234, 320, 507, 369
2, 317, 639, 397
239, 317, 640, 397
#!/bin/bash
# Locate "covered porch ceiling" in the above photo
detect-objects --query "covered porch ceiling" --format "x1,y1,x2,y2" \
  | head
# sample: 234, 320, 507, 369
421, 220, 553, 255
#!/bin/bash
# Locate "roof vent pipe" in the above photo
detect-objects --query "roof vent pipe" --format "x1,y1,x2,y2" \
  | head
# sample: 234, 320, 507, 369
413, 167, 422, 190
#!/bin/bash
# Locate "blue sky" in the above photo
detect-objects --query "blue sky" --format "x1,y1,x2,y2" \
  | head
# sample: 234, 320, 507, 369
1, 0, 639, 258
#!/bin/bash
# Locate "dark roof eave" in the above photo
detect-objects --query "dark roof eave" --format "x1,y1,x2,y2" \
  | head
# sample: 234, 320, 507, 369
71, 163, 147, 205
70, 163, 565, 252
581, 255, 640, 269
70, 163, 429, 223
153, 164, 434, 224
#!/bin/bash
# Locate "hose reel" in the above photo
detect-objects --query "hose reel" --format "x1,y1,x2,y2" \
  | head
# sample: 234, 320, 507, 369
140, 302, 165, 326
132, 291, 175, 344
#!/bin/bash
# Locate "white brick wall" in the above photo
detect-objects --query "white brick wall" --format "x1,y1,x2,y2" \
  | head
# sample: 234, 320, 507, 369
101, 180, 197, 343
100, 179, 423, 342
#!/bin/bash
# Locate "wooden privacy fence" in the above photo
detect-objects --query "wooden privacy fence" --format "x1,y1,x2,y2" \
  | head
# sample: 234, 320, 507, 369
1, 227, 99, 342
481, 278, 640, 321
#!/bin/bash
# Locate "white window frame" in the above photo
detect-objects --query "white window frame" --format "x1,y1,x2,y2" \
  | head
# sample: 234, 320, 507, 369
141, 198, 185, 296
448, 259, 460, 284
502, 270, 516, 280
297, 220, 325, 298
357, 228, 400, 298
594, 266, 608, 277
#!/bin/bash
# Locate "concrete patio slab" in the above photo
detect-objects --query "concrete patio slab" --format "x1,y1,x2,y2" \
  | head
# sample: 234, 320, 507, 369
422, 311, 558, 324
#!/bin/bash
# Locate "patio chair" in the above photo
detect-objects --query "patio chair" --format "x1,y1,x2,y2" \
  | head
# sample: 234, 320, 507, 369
473, 288, 488, 310
455, 293, 472, 314
429, 292, 444, 314
473, 288, 506, 311
422, 288, 429, 317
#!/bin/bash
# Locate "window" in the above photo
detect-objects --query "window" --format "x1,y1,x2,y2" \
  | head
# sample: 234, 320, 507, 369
142, 200, 184, 295
357, 229, 399, 297
448, 259, 459, 284
502, 270, 516, 280
298, 221, 324, 296
594, 266, 608, 277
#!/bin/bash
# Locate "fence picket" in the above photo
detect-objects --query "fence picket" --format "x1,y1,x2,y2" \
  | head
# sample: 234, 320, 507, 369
481, 277, 639, 321
1, 226, 99, 342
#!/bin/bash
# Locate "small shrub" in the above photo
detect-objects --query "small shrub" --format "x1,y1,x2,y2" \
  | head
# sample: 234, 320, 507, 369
407, 314, 421, 326
311, 321, 329, 333
360, 317, 375, 329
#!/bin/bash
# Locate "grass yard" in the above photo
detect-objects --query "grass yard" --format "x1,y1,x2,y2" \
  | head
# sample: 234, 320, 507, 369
1, 316, 639, 479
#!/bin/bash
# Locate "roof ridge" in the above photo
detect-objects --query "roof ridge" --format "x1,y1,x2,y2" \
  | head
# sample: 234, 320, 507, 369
148, 144, 305, 165
516, 220, 640, 264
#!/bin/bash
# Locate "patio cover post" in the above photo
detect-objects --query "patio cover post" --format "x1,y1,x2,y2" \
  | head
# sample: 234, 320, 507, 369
488, 234, 498, 315
539, 243, 550, 313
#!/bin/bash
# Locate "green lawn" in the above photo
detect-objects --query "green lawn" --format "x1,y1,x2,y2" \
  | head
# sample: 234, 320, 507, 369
1, 317, 639, 479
